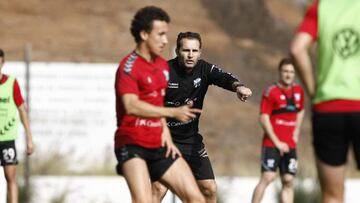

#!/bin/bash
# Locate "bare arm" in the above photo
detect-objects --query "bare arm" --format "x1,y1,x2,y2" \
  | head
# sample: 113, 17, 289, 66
18, 104, 34, 155
259, 114, 289, 155
290, 32, 316, 98
122, 94, 201, 122
293, 109, 305, 144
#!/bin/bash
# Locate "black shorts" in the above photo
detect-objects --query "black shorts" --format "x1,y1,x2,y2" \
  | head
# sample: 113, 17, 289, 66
0, 140, 18, 166
114, 144, 178, 182
176, 143, 215, 180
260, 147, 297, 175
312, 111, 360, 169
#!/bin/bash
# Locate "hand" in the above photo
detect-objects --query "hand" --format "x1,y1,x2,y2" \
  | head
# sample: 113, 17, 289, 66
172, 105, 202, 122
236, 86, 252, 102
161, 126, 181, 159
26, 139, 34, 156
275, 141, 289, 156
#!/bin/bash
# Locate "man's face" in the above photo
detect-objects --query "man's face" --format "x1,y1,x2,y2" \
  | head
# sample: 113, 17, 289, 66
143, 20, 169, 56
279, 64, 295, 86
177, 38, 201, 72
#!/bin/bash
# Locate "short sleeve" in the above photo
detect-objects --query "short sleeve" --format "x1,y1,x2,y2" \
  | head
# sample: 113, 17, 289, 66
297, 0, 318, 40
13, 79, 24, 107
115, 65, 139, 96
260, 89, 273, 115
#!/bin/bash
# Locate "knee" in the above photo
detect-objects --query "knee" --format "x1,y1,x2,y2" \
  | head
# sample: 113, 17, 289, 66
199, 182, 217, 198
152, 182, 168, 200
281, 176, 294, 188
262, 174, 276, 186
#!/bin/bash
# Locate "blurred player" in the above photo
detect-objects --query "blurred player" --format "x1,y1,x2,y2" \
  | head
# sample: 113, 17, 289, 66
291, 1, 360, 202
114, 7, 205, 203
251, 58, 305, 203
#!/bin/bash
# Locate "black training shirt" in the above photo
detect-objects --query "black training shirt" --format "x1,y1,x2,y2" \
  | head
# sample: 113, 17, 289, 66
165, 57, 239, 145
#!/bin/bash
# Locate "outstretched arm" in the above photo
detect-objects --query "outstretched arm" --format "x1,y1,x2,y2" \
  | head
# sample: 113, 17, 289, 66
232, 81, 252, 102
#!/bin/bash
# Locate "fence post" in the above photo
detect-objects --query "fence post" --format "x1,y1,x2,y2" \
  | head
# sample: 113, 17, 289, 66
24, 43, 32, 203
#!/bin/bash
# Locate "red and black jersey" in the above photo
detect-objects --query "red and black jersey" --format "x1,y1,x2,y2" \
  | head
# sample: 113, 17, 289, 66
297, 0, 360, 112
260, 84, 304, 148
0, 75, 24, 107
114, 52, 169, 149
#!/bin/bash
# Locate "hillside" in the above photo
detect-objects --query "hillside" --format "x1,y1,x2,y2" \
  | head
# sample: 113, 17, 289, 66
1, 0, 358, 177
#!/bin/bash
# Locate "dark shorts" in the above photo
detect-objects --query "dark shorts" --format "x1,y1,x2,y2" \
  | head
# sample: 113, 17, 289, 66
176, 143, 215, 180
261, 147, 297, 175
312, 112, 360, 169
0, 140, 18, 166
114, 144, 178, 182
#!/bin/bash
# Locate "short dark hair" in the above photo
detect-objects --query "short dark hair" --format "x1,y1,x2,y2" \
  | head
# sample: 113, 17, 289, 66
176, 32, 202, 50
130, 6, 170, 44
0, 49, 4, 62
278, 57, 293, 71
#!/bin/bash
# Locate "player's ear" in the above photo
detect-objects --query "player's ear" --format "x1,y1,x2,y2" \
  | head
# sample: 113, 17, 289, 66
140, 30, 149, 41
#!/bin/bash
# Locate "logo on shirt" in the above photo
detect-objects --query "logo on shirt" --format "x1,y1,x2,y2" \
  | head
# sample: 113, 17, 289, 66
294, 93, 301, 101
0, 97, 10, 103
193, 78, 201, 88
147, 76, 152, 84
332, 28, 360, 59
135, 118, 162, 127
168, 83, 179, 89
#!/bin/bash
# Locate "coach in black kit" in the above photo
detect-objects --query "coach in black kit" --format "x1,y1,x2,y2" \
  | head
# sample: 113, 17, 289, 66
152, 32, 252, 203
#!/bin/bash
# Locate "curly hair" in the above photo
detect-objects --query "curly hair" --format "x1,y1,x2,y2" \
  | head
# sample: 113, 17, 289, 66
130, 6, 170, 44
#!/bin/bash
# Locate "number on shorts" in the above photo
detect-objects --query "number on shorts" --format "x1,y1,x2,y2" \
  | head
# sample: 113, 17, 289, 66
288, 158, 297, 171
2, 148, 15, 161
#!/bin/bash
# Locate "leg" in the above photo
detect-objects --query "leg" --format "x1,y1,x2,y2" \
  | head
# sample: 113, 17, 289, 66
4, 165, 18, 203
251, 172, 277, 203
280, 174, 294, 203
152, 181, 168, 203
122, 158, 152, 203
316, 159, 345, 203
160, 158, 205, 203
312, 112, 347, 203
197, 179, 217, 203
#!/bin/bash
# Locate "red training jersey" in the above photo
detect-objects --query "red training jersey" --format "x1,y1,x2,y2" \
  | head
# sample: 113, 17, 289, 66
0, 74, 24, 107
260, 84, 304, 148
114, 52, 169, 149
297, 0, 360, 112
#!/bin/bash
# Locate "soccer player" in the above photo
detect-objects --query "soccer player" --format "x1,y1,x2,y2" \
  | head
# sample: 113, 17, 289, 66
114, 7, 205, 203
151, 32, 252, 203
251, 58, 305, 203
291, 1, 360, 202
0, 48, 34, 203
